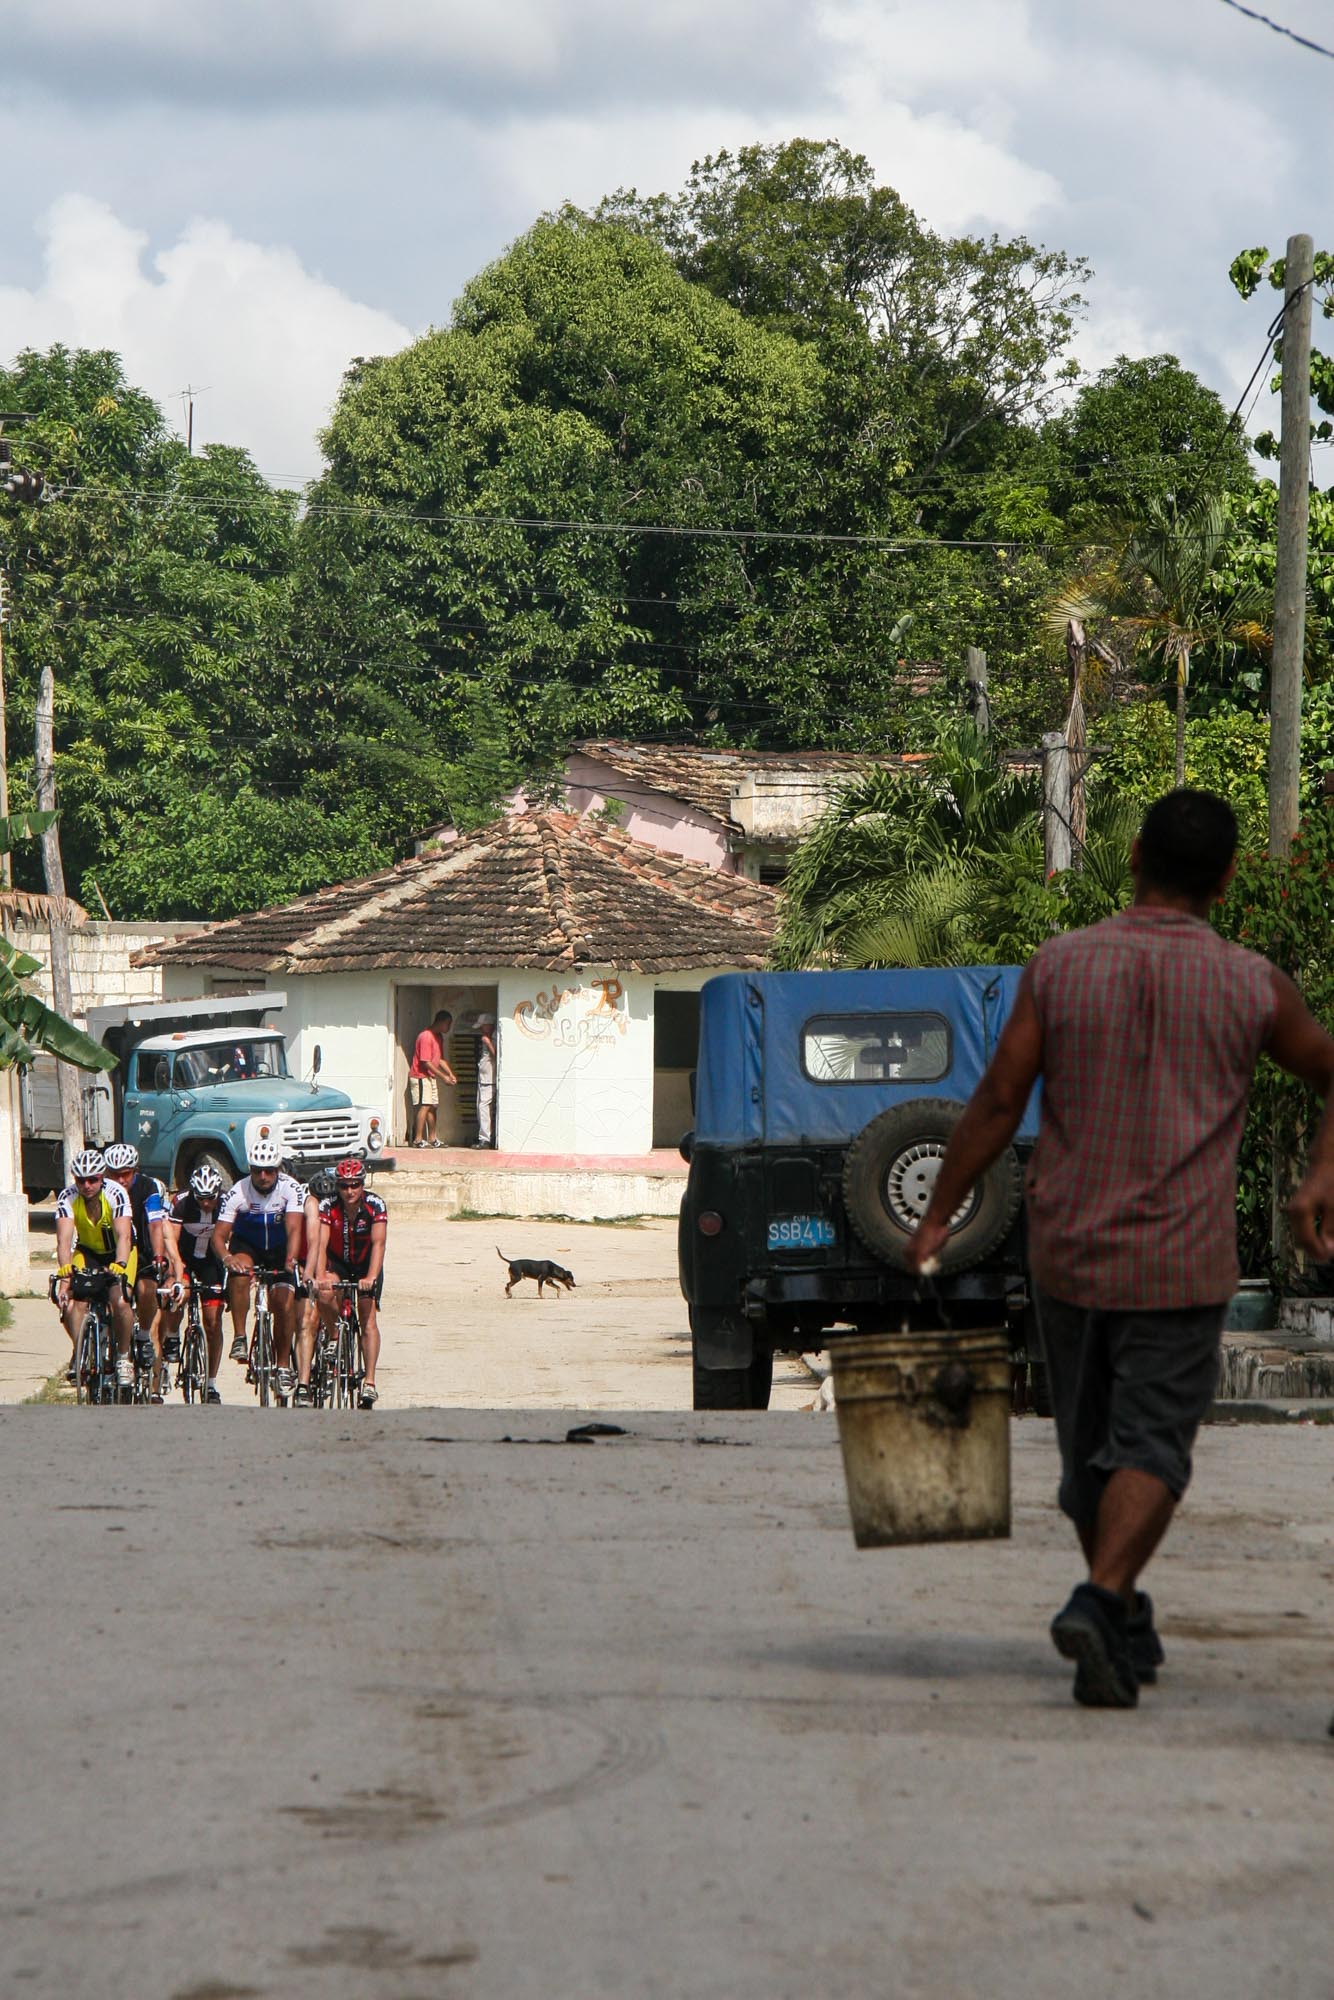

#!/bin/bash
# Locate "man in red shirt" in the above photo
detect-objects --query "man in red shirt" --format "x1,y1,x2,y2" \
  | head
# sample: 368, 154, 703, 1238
408, 1009, 457, 1147
908, 790, 1334, 1709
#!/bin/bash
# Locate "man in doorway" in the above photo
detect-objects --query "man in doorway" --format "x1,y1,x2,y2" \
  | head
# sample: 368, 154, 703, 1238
907, 790, 1334, 1709
474, 1017, 496, 1149
409, 1009, 457, 1147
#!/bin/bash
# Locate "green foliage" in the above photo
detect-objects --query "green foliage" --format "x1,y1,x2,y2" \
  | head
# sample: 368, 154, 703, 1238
774, 723, 1135, 970
1215, 811, 1334, 1283
1094, 705, 1269, 849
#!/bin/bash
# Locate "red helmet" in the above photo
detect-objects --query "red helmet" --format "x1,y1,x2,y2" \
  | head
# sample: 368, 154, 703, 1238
335, 1156, 366, 1187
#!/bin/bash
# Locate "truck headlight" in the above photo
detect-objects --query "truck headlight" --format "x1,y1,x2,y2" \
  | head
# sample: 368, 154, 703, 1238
366, 1128, 384, 1152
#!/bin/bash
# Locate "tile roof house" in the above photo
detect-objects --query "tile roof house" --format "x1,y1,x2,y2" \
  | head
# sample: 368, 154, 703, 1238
136, 814, 778, 1160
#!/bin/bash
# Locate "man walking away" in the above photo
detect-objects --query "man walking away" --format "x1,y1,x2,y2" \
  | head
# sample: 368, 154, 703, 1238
409, 1009, 457, 1147
908, 790, 1334, 1709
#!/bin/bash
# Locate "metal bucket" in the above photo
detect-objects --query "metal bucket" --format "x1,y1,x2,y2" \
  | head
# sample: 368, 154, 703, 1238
829, 1329, 1011, 1547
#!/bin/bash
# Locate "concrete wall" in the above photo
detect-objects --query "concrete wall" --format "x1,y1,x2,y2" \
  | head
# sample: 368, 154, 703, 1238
15, 921, 204, 1025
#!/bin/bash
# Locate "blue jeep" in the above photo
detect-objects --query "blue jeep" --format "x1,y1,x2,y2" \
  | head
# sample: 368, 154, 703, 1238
678, 967, 1040, 1409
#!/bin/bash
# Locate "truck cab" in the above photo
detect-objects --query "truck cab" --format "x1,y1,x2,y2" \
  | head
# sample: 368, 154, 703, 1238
679, 967, 1040, 1409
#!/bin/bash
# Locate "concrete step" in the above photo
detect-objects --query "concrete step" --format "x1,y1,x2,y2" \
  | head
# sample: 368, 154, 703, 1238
1218, 1332, 1334, 1401
371, 1150, 686, 1222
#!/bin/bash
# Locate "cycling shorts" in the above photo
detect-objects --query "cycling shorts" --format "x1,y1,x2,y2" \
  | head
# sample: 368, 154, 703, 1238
328, 1252, 383, 1304
72, 1244, 138, 1289
230, 1240, 293, 1280
183, 1251, 227, 1294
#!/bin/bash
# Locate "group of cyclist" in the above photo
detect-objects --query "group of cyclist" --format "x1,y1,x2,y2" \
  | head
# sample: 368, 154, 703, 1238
53, 1135, 388, 1407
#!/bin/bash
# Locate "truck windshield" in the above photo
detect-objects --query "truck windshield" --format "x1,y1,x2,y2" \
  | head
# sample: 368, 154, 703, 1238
174, 1039, 289, 1088
802, 1013, 950, 1083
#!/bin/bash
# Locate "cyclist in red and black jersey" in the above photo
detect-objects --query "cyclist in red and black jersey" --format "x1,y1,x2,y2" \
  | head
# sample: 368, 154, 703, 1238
305, 1157, 387, 1408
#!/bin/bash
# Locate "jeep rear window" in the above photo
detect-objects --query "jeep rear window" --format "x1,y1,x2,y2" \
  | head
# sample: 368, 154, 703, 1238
801, 1013, 950, 1084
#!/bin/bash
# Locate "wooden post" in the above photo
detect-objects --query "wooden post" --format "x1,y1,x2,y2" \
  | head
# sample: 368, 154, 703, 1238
35, 659, 84, 1180
964, 646, 990, 736
1042, 731, 1071, 878
1269, 231, 1314, 860
1063, 619, 1088, 864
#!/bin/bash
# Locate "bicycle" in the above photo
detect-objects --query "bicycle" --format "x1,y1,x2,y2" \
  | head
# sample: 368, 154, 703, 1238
61, 1269, 120, 1405
323, 1279, 366, 1411
176, 1282, 220, 1406
246, 1266, 295, 1408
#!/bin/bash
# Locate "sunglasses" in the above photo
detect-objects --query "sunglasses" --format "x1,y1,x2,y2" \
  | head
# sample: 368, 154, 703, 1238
75, 1174, 104, 1186
251, 1166, 279, 1178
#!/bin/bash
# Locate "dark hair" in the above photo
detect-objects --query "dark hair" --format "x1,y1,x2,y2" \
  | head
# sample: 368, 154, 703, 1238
1138, 789, 1238, 897
433, 1009, 453, 1025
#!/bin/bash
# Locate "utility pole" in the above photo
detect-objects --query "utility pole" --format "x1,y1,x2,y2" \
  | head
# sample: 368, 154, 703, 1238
964, 646, 990, 736
1042, 731, 1072, 878
35, 661, 83, 1179
1269, 232, 1314, 861
0, 568, 10, 887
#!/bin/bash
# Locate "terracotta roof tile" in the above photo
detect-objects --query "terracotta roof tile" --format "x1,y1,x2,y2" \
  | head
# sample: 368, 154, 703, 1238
135, 813, 778, 977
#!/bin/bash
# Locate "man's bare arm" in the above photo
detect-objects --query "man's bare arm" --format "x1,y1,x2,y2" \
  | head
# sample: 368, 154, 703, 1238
905, 983, 1044, 1272
1267, 968, 1334, 1260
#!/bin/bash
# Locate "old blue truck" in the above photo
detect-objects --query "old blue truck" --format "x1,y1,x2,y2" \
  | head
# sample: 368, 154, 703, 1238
678, 967, 1041, 1409
20, 992, 386, 1194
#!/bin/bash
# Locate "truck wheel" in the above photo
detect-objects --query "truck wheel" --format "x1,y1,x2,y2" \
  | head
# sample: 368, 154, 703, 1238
184, 1145, 237, 1192
842, 1097, 1022, 1274
691, 1337, 773, 1411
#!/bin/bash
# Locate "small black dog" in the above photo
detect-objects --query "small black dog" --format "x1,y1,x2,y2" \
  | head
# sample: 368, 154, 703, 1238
497, 1248, 577, 1298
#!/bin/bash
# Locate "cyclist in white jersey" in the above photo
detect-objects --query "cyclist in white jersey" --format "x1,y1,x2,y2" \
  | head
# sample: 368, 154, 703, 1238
212, 1138, 304, 1397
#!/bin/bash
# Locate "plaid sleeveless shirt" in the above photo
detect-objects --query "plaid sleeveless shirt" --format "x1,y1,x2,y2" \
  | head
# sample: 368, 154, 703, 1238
1021, 907, 1276, 1310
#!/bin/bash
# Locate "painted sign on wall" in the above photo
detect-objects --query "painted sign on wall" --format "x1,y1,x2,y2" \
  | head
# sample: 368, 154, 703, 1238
513, 977, 626, 1049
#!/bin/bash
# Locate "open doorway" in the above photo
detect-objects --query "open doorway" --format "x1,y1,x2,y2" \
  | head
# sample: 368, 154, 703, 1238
653, 989, 700, 1149
392, 983, 498, 1147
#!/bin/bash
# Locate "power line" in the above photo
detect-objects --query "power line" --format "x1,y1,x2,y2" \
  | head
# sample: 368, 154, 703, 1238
1215, 0, 1334, 59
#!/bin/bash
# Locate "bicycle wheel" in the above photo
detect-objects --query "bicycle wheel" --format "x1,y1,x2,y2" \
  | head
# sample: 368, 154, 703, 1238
74, 1309, 96, 1405
182, 1305, 207, 1404
254, 1307, 272, 1407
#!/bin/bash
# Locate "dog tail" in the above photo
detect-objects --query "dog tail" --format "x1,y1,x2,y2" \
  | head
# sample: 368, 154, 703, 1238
496, 1247, 511, 1265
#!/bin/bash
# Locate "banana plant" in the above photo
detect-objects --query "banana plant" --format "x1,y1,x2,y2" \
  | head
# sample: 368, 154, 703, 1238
0, 812, 117, 1074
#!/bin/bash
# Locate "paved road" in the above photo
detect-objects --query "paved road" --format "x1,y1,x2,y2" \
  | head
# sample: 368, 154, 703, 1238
2, 1217, 817, 1409
2, 1409, 1330, 1998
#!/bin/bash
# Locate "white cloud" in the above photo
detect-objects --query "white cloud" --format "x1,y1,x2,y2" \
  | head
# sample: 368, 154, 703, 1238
0, 196, 412, 483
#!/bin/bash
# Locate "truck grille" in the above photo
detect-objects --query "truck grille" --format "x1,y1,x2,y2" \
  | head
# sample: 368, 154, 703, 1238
276, 1112, 361, 1155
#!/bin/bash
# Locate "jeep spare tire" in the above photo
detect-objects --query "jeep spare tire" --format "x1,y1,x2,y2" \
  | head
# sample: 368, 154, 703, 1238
841, 1096, 1022, 1273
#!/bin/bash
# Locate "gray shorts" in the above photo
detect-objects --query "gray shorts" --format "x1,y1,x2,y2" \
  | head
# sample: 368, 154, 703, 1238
1033, 1287, 1225, 1532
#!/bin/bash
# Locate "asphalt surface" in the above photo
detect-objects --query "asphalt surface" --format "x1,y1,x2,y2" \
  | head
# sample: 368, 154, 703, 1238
2, 1409, 1331, 1999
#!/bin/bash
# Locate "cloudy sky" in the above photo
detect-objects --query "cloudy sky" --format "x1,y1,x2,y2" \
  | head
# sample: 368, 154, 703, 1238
2, 0, 1331, 484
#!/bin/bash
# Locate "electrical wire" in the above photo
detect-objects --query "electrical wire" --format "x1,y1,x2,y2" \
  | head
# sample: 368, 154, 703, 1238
1215, 0, 1334, 59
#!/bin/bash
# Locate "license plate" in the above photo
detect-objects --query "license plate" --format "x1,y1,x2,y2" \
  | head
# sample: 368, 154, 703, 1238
767, 1214, 836, 1251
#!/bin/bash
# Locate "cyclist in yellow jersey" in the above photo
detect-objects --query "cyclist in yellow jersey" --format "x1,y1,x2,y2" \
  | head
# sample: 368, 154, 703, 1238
53, 1148, 137, 1388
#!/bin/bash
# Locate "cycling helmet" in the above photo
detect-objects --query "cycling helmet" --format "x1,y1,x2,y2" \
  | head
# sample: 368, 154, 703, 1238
189, 1163, 224, 1201
71, 1147, 106, 1179
246, 1137, 282, 1170
308, 1168, 338, 1202
335, 1156, 366, 1187
103, 1142, 139, 1172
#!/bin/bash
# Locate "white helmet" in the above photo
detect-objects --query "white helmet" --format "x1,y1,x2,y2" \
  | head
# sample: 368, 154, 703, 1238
189, 1163, 224, 1200
104, 1142, 139, 1172
247, 1137, 282, 1170
71, 1147, 106, 1178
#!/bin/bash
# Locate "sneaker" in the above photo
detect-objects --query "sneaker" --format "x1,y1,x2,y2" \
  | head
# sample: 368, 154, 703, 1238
205, 1386, 223, 1406
162, 1334, 182, 1364
275, 1367, 295, 1399
1050, 1582, 1139, 1709
116, 1355, 135, 1389
358, 1381, 379, 1409
133, 1335, 155, 1369
293, 1383, 313, 1407
1127, 1590, 1165, 1685
66, 1359, 79, 1386
229, 1330, 248, 1362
